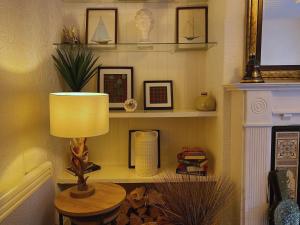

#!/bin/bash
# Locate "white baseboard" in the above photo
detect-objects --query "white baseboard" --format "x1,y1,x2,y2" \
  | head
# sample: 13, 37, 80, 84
0, 161, 52, 223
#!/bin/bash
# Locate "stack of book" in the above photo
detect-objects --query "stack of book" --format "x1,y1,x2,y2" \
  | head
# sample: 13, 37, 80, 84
66, 162, 101, 176
176, 147, 208, 176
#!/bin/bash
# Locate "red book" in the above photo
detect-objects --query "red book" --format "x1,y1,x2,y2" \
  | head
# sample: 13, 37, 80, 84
177, 150, 206, 160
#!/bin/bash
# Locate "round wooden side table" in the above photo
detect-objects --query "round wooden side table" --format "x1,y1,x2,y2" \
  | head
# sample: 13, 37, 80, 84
55, 183, 126, 225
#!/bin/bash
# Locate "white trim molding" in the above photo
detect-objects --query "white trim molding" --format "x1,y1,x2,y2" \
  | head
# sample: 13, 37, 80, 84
224, 83, 300, 91
225, 83, 300, 225
0, 161, 52, 223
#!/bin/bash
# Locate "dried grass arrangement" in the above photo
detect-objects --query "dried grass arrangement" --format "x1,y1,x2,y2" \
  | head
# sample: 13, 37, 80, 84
153, 175, 234, 225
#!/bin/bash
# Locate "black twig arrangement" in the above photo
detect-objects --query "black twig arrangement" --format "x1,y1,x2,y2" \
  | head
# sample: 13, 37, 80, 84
154, 174, 234, 225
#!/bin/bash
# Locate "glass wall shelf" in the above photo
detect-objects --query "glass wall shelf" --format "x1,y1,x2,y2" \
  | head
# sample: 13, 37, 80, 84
53, 42, 217, 53
63, 0, 207, 4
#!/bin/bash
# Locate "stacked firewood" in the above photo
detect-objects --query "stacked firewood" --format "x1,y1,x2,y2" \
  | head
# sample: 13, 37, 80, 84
116, 187, 169, 225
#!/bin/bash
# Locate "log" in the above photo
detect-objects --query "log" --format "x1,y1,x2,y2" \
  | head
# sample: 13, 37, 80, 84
157, 215, 169, 225
137, 207, 147, 217
120, 199, 131, 214
130, 187, 146, 201
127, 195, 145, 209
116, 213, 129, 225
142, 216, 154, 223
130, 213, 143, 225
147, 189, 165, 206
142, 222, 157, 225
149, 207, 162, 219
117, 186, 166, 225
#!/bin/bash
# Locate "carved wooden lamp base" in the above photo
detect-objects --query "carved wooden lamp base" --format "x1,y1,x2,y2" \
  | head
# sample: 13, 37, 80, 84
70, 185, 95, 198
69, 138, 95, 199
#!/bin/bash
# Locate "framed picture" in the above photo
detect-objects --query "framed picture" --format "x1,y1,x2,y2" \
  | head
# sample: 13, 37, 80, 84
128, 130, 160, 169
144, 80, 173, 110
271, 126, 300, 204
176, 6, 208, 44
98, 67, 133, 110
86, 8, 118, 44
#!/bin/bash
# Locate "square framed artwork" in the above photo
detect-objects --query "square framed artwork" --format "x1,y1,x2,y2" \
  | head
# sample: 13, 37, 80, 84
128, 130, 161, 169
144, 81, 173, 110
86, 8, 118, 44
97, 67, 133, 110
176, 6, 208, 44
271, 126, 300, 203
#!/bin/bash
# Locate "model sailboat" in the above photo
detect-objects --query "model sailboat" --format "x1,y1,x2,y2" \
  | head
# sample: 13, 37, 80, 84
184, 16, 200, 41
91, 17, 111, 44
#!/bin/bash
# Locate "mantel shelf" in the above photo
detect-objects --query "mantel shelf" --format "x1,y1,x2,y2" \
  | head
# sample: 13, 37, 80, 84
53, 42, 217, 53
63, 0, 207, 3
56, 164, 210, 184
109, 109, 217, 118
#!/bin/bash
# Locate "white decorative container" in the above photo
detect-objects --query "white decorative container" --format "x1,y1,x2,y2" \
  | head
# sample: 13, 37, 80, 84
124, 99, 138, 112
135, 9, 154, 43
134, 130, 158, 177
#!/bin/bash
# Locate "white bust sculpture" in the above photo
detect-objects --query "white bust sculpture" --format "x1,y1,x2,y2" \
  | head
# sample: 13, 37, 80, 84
135, 9, 154, 42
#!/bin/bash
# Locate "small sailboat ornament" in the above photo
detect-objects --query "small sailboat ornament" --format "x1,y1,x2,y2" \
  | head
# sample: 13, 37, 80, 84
184, 16, 200, 41
91, 17, 111, 44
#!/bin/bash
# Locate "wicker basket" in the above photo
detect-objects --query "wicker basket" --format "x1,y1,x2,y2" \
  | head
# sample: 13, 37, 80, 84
134, 130, 158, 177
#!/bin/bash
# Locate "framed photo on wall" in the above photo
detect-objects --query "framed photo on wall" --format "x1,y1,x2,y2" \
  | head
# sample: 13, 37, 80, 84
86, 8, 118, 44
98, 67, 133, 110
176, 6, 208, 44
128, 130, 161, 169
144, 80, 173, 110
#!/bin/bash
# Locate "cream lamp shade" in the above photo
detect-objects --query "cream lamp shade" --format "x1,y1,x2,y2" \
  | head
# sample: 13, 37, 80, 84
49, 92, 109, 138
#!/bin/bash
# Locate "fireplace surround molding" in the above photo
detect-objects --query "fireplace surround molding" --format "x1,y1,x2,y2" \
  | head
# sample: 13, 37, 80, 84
225, 82, 300, 225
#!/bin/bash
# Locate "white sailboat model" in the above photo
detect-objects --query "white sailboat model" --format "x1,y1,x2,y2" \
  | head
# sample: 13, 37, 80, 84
184, 16, 200, 41
91, 17, 111, 44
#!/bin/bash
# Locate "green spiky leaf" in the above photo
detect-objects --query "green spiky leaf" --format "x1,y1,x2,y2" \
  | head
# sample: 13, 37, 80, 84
52, 45, 100, 92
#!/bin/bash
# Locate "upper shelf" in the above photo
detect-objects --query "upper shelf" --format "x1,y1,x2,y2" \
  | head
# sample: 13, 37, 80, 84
53, 42, 217, 53
63, 0, 207, 3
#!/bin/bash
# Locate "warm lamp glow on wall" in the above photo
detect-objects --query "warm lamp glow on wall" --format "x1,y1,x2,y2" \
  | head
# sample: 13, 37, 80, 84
49, 92, 109, 198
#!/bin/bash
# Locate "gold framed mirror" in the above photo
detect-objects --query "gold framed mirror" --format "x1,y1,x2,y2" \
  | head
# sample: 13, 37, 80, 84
246, 0, 300, 80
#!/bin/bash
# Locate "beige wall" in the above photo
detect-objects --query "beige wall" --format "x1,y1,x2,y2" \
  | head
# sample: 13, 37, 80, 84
0, 0, 64, 198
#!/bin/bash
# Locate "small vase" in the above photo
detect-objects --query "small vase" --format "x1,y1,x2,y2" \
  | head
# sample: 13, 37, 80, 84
134, 130, 158, 177
195, 92, 216, 111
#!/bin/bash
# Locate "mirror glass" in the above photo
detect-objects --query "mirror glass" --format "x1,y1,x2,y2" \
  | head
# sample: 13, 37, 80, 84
261, 0, 300, 66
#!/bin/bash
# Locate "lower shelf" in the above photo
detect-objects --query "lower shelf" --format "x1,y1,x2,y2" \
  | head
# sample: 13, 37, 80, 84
109, 109, 217, 118
56, 164, 209, 184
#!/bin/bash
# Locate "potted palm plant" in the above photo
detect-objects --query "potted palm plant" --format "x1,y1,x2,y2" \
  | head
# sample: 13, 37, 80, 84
52, 46, 99, 92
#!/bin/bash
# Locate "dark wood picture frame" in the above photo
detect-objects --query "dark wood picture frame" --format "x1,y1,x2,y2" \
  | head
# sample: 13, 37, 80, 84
128, 130, 161, 169
86, 8, 118, 44
176, 6, 208, 44
143, 80, 173, 110
246, 0, 300, 79
97, 66, 134, 110
271, 126, 300, 204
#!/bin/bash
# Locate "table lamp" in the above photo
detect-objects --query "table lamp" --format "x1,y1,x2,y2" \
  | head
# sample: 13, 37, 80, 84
49, 92, 109, 198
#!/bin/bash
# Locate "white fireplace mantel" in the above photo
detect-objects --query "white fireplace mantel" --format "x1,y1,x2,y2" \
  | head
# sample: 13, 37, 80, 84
225, 83, 300, 225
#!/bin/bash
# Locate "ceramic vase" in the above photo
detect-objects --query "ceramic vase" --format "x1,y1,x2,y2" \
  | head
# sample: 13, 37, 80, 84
195, 92, 216, 111
134, 130, 158, 177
